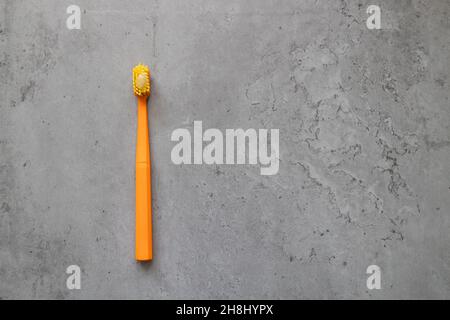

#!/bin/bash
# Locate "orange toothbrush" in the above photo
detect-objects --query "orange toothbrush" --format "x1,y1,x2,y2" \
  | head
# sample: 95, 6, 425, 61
132, 64, 152, 261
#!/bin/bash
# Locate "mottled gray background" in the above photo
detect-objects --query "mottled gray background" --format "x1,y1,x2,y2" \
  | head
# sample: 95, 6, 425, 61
0, 0, 449, 299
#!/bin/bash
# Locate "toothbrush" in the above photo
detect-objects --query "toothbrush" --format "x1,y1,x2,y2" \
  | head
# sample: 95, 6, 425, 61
132, 64, 152, 261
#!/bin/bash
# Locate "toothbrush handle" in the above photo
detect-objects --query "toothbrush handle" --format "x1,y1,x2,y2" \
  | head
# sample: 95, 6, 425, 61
135, 96, 152, 261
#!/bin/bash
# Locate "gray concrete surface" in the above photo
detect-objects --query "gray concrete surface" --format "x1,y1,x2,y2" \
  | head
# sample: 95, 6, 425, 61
1, 0, 449, 299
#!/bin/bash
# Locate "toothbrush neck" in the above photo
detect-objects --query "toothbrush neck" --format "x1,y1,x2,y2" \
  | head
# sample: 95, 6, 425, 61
136, 96, 150, 164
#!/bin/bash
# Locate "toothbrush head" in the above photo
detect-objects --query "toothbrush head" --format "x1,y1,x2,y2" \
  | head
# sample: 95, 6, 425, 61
133, 64, 151, 97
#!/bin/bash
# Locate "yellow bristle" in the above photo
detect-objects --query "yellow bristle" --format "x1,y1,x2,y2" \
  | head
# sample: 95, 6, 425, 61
132, 64, 151, 97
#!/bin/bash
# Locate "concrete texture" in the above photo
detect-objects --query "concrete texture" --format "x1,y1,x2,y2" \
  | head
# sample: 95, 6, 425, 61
0, 0, 449, 299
